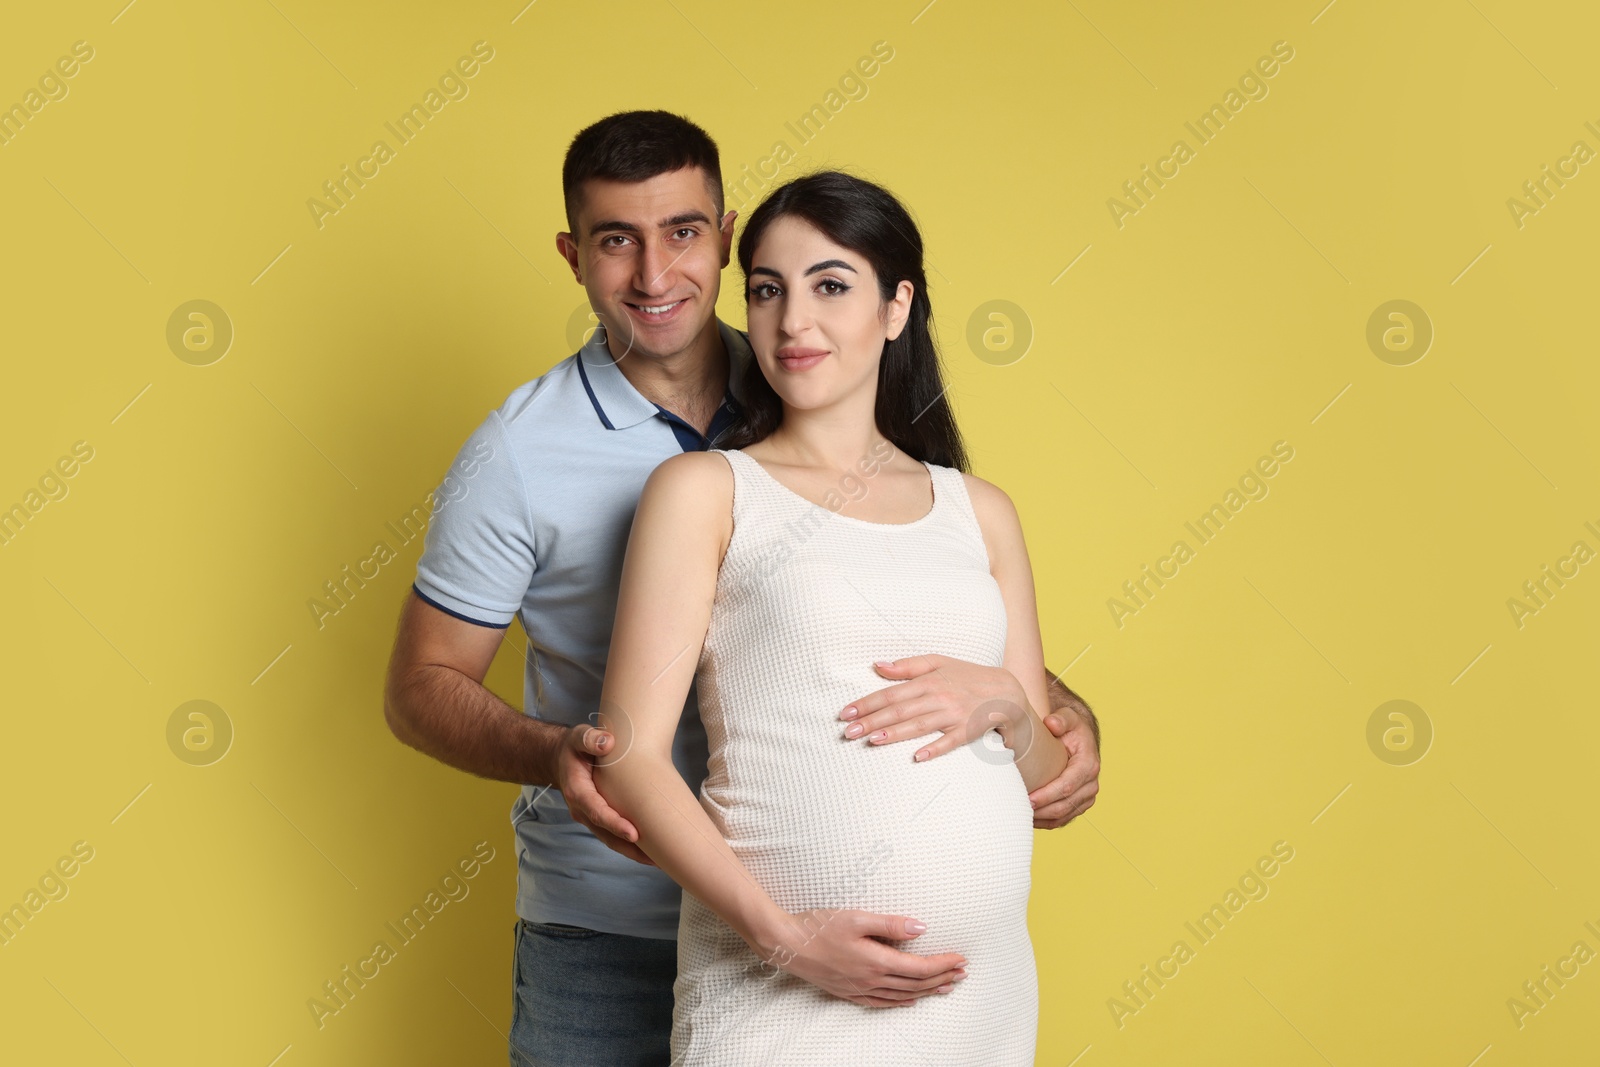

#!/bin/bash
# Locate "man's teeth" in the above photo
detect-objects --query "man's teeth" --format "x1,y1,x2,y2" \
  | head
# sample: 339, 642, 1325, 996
635, 300, 682, 315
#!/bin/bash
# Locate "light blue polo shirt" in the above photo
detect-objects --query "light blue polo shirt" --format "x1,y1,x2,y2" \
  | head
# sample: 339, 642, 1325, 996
411, 316, 752, 939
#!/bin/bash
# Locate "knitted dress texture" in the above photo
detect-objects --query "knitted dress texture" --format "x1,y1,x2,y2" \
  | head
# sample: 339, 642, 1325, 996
670, 447, 1038, 1065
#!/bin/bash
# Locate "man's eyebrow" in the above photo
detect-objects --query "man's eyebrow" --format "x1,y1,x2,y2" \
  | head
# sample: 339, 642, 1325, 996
587, 211, 714, 239
748, 258, 859, 280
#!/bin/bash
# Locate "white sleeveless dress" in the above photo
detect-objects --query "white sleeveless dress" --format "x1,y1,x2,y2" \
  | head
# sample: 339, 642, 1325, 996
671, 447, 1038, 1066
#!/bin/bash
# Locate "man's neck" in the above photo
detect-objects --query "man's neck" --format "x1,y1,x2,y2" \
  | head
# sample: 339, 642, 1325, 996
611, 318, 729, 429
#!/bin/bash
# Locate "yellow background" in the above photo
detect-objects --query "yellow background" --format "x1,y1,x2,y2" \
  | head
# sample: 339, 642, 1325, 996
2, 0, 1596, 1063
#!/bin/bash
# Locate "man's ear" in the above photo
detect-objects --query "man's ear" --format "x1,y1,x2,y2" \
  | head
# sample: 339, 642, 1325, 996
555, 231, 582, 283
718, 210, 738, 268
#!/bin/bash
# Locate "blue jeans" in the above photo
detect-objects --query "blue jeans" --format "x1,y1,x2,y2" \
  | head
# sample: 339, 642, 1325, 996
509, 918, 677, 1066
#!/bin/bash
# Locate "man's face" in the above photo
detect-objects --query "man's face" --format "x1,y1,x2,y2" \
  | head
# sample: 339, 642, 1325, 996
556, 165, 736, 364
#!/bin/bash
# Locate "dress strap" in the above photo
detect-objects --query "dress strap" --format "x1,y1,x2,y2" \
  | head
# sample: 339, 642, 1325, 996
929, 465, 994, 569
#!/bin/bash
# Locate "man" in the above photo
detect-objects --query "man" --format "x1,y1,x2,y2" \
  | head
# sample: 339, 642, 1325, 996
383, 110, 1101, 1067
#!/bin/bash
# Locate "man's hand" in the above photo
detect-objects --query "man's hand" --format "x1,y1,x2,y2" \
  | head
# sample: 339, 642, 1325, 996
1029, 692, 1101, 829
838, 654, 1026, 763
750, 909, 969, 1008
555, 724, 655, 866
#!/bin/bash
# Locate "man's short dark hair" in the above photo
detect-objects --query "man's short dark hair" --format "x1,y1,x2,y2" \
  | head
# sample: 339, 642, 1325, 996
561, 110, 724, 236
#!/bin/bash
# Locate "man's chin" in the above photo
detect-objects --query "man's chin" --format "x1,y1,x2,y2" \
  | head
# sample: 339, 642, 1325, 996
605, 303, 713, 360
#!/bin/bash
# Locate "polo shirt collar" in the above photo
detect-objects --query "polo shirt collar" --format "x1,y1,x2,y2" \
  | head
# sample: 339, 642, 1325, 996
577, 317, 752, 431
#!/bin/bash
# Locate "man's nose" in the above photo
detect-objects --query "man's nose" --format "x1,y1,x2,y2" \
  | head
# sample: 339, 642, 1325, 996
633, 238, 677, 297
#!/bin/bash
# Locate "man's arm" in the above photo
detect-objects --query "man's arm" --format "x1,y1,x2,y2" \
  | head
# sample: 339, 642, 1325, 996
382, 591, 645, 864
384, 592, 565, 787
384, 411, 649, 862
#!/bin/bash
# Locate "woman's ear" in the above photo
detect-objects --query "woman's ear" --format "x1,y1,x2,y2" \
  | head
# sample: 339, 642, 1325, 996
884, 280, 915, 342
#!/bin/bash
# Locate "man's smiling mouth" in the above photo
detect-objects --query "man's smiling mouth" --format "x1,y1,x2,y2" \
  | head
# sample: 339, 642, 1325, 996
624, 298, 687, 318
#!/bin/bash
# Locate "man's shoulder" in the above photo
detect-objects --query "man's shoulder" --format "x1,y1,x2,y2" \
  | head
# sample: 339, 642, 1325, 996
484, 352, 589, 440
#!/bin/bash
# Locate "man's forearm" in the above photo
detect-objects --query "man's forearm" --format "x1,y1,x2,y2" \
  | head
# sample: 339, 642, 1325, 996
386, 664, 566, 787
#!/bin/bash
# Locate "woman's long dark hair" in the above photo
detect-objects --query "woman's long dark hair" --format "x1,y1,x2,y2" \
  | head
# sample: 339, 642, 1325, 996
721, 170, 969, 472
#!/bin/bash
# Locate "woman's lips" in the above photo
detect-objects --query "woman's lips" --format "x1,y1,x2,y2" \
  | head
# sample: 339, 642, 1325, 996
776, 347, 828, 371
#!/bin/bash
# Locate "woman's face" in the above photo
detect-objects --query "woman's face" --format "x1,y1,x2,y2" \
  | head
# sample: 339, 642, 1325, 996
744, 215, 913, 415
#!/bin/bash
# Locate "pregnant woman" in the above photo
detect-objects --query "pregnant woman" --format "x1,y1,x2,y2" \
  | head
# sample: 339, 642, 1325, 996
592, 170, 1065, 1065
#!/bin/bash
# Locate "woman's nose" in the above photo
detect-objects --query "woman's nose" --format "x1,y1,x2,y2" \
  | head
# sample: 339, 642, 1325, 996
779, 297, 812, 336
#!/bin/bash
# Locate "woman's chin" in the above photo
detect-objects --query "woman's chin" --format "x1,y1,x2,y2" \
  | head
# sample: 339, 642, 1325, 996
768, 387, 835, 412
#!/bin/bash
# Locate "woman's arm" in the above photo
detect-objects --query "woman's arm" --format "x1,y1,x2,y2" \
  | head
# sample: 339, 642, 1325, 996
591, 451, 968, 1007
964, 474, 1070, 792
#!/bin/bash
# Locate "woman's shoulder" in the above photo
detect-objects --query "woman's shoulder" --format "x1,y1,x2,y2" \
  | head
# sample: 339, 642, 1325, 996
957, 471, 1019, 523
643, 450, 737, 502
634, 451, 736, 556
956, 471, 1025, 569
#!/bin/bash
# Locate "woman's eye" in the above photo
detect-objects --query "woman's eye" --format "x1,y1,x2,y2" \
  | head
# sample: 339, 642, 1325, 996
750, 283, 779, 299
819, 279, 849, 295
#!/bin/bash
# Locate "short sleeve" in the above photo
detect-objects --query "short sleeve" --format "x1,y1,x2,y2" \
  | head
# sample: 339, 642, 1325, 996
411, 411, 534, 628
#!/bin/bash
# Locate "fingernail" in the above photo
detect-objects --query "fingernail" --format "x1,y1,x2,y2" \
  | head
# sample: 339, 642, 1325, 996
937, 984, 952, 993
906, 920, 927, 933
914, 750, 928, 762
844, 723, 863, 738
840, 706, 858, 720
868, 731, 887, 743
874, 660, 894, 669
953, 970, 967, 980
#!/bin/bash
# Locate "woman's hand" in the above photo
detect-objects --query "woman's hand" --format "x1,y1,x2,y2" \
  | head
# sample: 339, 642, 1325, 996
747, 909, 969, 1008
838, 655, 1026, 763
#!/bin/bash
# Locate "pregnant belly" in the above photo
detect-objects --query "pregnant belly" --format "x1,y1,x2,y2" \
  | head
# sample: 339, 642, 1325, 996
699, 730, 1035, 955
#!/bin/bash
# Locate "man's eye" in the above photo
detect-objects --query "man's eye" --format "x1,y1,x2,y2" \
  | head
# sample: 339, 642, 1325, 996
674, 227, 697, 239
601, 235, 630, 248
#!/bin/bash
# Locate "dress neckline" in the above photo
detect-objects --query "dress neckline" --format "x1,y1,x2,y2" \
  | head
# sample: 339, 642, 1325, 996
726, 448, 942, 529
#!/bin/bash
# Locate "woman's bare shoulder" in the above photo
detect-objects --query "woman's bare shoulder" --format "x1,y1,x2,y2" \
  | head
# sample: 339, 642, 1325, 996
959, 472, 1024, 568
648, 449, 737, 490
960, 471, 1020, 526
637, 451, 736, 540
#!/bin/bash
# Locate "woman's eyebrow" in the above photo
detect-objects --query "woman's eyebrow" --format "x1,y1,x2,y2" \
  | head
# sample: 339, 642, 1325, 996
749, 259, 859, 280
